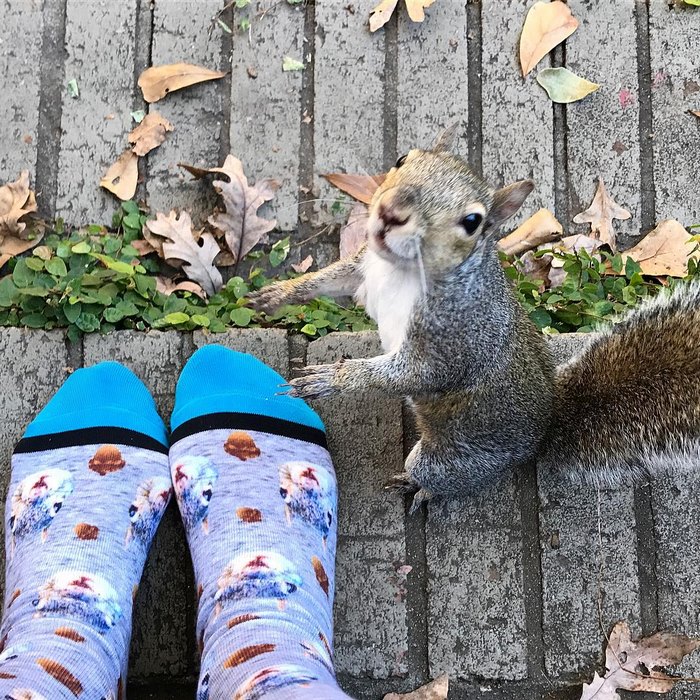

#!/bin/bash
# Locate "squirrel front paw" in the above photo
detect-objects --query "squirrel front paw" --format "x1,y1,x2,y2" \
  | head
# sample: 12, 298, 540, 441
247, 282, 294, 315
284, 362, 344, 400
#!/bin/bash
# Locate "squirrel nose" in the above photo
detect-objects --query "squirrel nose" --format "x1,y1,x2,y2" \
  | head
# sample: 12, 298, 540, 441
378, 202, 409, 230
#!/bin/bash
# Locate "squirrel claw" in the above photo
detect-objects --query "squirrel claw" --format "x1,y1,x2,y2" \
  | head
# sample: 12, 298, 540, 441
384, 473, 418, 494
286, 364, 339, 400
408, 488, 433, 515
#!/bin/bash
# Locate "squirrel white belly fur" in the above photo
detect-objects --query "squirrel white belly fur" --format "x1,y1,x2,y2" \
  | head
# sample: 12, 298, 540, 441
248, 127, 700, 511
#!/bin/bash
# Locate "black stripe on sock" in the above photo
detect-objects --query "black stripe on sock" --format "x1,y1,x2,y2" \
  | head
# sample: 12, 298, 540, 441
14, 427, 169, 455
170, 412, 328, 449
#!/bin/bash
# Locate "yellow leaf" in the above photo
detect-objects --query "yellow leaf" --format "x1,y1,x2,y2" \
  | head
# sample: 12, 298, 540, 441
405, 0, 436, 23
536, 67, 599, 103
137, 63, 226, 103
519, 1, 579, 76
369, 0, 435, 32
691, 110, 700, 119
572, 178, 630, 251
0, 171, 38, 237
100, 150, 139, 201
128, 111, 174, 156
322, 172, 386, 204
499, 208, 563, 256
622, 220, 695, 277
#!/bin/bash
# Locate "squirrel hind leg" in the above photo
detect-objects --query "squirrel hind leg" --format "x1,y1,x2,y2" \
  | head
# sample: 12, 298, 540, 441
384, 472, 419, 495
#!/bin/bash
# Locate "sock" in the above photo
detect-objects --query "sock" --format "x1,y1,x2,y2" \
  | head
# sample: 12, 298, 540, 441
169, 345, 352, 700
0, 362, 171, 700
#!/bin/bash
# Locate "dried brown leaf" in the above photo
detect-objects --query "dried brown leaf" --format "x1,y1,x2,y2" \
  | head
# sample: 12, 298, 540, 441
369, 0, 435, 31
130, 239, 157, 257
128, 111, 174, 156
520, 1, 579, 76
572, 178, 631, 252
138, 63, 226, 103
690, 110, 699, 119
0, 229, 45, 260
383, 675, 449, 700
154, 275, 207, 300
100, 150, 139, 201
580, 621, 700, 699
291, 255, 314, 273
180, 155, 279, 263
499, 208, 563, 256
145, 211, 222, 296
621, 219, 695, 277
0, 171, 38, 237
323, 172, 386, 205
340, 202, 369, 258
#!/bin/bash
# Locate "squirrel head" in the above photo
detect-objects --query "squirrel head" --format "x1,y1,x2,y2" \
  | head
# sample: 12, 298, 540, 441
367, 126, 534, 278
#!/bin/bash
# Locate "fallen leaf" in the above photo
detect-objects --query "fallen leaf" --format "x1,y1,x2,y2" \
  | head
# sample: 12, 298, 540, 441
154, 275, 207, 300
138, 63, 226, 103
0, 171, 38, 237
369, 0, 435, 32
145, 211, 223, 296
100, 150, 139, 201
383, 675, 449, 700
282, 56, 304, 71
323, 172, 386, 205
179, 155, 279, 264
292, 255, 313, 273
537, 67, 600, 103
0, 229, 45, 262
519, 1, 579, 76
67, 78, 79, 98
130, 239, 157, 257
548, 234, 605, 286
573, 178, 630, 251
499, 208, 563, 256
131, 109, 146, 123
128, 111, 174, 156
691, 110, 700, 119
340, 202, 369, 258
579, 621, 700, 699
621, 220, 695, 277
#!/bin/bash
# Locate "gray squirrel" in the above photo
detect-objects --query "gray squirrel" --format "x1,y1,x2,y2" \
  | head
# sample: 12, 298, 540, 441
248, 129, 700, 512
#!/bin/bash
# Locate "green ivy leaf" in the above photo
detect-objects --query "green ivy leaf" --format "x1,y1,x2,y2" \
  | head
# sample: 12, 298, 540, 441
45, 257, 68, 277
71, 241, 91, 254
163, 312, 190, 325
229, 307, 255, 326
63, 302, 82, 324
21, 313, 47, 328
300, 323, 317, 336
75, 312, 101, 333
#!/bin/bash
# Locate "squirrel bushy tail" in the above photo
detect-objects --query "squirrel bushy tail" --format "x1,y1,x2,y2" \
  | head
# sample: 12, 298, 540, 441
540, 280, 700, 488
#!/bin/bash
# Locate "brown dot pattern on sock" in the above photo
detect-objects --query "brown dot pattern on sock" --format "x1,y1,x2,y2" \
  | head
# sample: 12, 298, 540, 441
224, 432, 261, 461
88, 445, 126, 476
74, 523, 99, 540
236, 507, 262, 523
312, 556, 329, 596
9, 589, 21, 606
0, 671, 17, 679
54, 627, 86, 643
37, 657, 83, 696
223, 643, 276, 669
227, 613, 260, 629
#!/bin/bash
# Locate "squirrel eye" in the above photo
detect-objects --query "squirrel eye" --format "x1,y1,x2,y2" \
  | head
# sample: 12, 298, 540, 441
395, 154, 408, 168
460, 213, 483, 234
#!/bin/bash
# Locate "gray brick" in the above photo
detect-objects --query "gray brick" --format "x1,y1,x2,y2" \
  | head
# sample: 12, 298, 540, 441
83, 330, 192, 675
649, 2, 700, 227
147, 0, 227, 224
230, 1, 305, 231
313, 1, 385, 225
427, 476, 528, 681
566, 0, 641, 246
193, 327, 289, 377
652, 472, 700, 677
0, 0, 43, 184
481, 0, 554, 227
56, 0, 139, 225
307, 331, 408, 677
538, 471, 640, 676
396, 1, 469, 155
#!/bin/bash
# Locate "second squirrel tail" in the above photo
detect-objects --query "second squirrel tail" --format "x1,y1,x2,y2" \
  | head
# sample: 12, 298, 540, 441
539, 281, 700, 488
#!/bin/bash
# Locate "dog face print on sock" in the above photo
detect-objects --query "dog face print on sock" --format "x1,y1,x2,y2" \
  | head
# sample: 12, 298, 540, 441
126, 477, 172, 546
32, 571, 122, 633
172, 456, 217, 534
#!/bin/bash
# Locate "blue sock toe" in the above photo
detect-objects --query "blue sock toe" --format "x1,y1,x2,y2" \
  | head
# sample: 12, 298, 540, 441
171, 345, 324, 432
24, 361, 167, 446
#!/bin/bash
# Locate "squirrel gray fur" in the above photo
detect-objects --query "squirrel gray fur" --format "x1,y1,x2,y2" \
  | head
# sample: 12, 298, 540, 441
248, 127, 700, 512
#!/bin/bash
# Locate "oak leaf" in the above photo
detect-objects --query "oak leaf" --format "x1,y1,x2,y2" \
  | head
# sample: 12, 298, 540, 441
340, 202, 369, 258
370, 0, 436, 32
621, 220, 695, 278
579, 621, 700, 699
573, 178, 631, 252
499, 208, 563, 256
154, 275, 207, 300
519, 1, 579, 76
383, 675, 448, 700
145, 211, 222, 296
128, 111, 174, 156
179, 155, 279, 263
323, 173, 386, 205
138, 63, 226, 103
100, 150, 139, 201
0, 171, 38, 237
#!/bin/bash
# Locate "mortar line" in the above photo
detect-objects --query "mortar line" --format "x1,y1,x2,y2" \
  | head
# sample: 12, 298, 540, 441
382, 12, 399, 170
402, 403, 430, 686
551, 43, 570, 227
466, 0, 482, 175
635, 0, 656, 233
633, 484, 659, 635
132, 0, 154, 205
297, 0, 316, 243
519, 462, 546, 681
35, 0, 68, 220
219, 1, 234, 164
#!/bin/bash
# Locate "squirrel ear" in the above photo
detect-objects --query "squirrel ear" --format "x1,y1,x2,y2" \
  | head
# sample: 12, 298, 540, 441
432, 123, 461, 153
488, 180, 535, 227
